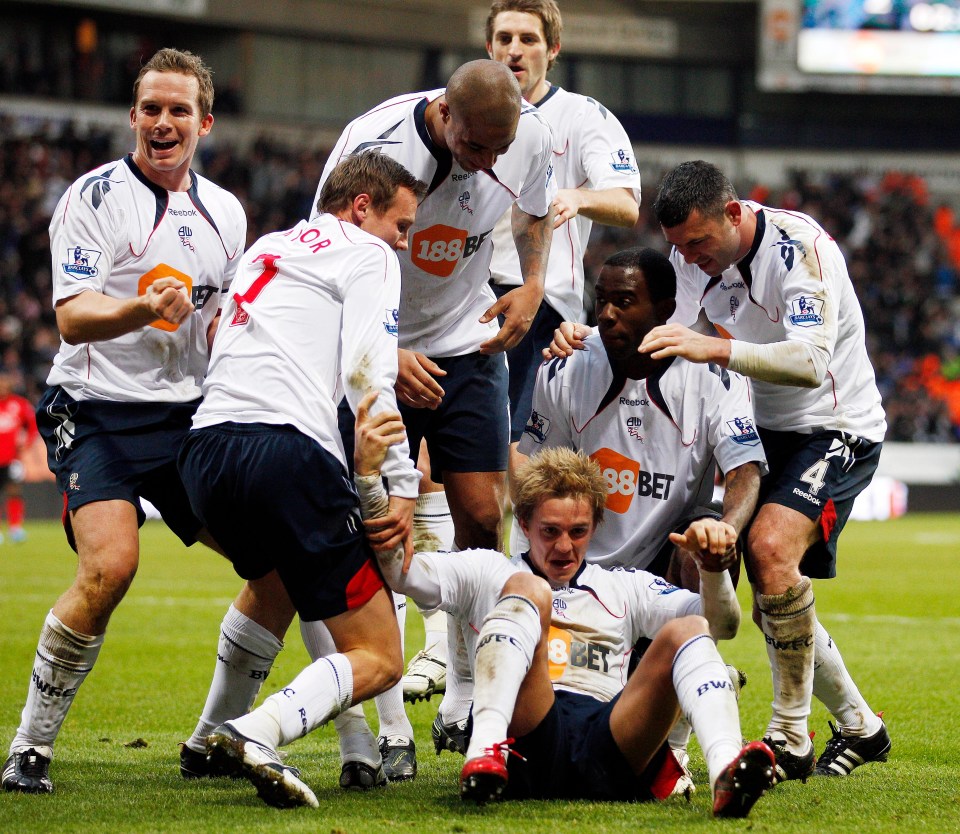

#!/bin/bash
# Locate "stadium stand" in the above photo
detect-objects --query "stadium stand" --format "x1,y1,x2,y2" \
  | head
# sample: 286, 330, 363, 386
1, 112, 958, 444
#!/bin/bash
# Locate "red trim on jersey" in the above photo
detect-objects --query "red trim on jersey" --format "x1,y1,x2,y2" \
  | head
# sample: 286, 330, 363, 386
820, 498, 837, 542
345, 558, 385, 610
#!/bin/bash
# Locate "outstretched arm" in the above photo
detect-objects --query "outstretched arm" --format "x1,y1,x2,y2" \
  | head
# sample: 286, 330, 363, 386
552, 186, 638, 229
352, 392, 442, 609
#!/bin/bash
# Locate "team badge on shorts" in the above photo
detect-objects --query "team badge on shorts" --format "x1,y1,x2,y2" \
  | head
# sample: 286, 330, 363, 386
727, 416, 761, 446
788, 295, 824, 327
63, 246, 100, 279
523, 410, 551, 444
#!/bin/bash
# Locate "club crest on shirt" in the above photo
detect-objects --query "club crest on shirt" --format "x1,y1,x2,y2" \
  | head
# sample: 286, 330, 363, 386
384, 308, 399, 336
62, 246, 100, 279
727, 416, 761, 446
625, 416, 644, 442
729, 295, 740, 321
609, 148, 638, 174
788, 295, 824, 327
179, 226, 195, 252
523, 409, 551, 444
458, 191, 474, 215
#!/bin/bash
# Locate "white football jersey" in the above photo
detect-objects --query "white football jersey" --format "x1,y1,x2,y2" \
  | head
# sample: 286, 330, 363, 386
517, 335, 767, 570
47, 155, 246, 402
489, 86, 641, 323
424, 548, 520, 673
670, 202, 886, 441
313, 89, 556, 357
423, 547, 701, 702
193, 215, 420, 499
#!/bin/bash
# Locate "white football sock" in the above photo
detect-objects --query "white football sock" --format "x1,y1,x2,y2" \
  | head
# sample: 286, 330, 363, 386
757, 577, 816, 752
11, 610, 103, 753
464, 594, 540, 760
413, 492, 454, 661
812, 622, 882, 736
421, 609, 449, 663
231, 653, 353, 749
672, 633, 742, 791
375, 592, 413, 739
336, 707, 379, 767
437, 617, 473, 724
186, 604, 283, 753
667, 715, 692, 756
300, 614, 383, 757
413, 490, 455, 553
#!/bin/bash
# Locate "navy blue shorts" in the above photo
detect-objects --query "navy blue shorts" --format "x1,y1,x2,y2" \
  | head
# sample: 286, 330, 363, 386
491, 286, 564, 442
398, 351, 510, 483
35, 385, 203, 550
505, 689, 680, 801
178, 422, 383, 622
753, 428, 882, 579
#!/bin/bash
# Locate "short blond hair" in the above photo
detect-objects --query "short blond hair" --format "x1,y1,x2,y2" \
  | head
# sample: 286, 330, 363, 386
512, 447, 606, 528
132, 48, 215, 118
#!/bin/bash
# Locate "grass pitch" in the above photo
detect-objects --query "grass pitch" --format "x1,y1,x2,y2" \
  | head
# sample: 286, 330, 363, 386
1, 515, 959, 833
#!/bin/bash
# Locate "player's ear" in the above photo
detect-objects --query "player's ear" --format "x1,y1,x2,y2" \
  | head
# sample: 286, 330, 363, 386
516, 514, 530, 538
198, 112, 214, 137
353, 193, 372, 221
655, 298, 676, 324
725, 200, 742, 227
486, 41, 494, 58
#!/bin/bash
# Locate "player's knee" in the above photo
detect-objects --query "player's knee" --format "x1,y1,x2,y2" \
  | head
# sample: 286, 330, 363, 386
73, 562, 137, 615
746, 526, 798, 587
501, 573, 552, 627
655, 615, 710, 656
377, 647, 404, 691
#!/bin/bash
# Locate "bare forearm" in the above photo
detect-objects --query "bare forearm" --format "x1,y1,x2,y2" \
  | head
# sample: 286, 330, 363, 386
569, 187, 638, 228
56, 291, 157, 344
511, 204, 552, 292
720, 463, 761, 537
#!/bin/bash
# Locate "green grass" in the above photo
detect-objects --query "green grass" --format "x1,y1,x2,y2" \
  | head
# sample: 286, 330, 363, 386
1, 515, 959, 832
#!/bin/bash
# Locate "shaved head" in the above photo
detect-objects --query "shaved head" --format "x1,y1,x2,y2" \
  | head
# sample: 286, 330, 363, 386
446, 59, 521, 128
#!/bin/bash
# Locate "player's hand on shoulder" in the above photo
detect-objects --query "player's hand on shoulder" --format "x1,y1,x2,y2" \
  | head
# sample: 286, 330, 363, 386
639, 324, 730, 365
669, 517, 738, 572
395, 350, 446, 410
354, 390, 407, 476
479, 282, 543, 354
144, 276, 194, 325
541, 321, 591, 360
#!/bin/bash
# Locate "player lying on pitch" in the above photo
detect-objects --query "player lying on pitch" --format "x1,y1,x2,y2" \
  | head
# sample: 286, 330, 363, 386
353, 392, 776, 818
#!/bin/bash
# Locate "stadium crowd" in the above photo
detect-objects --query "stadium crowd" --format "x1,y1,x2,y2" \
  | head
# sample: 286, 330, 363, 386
1, 115, 957, 441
